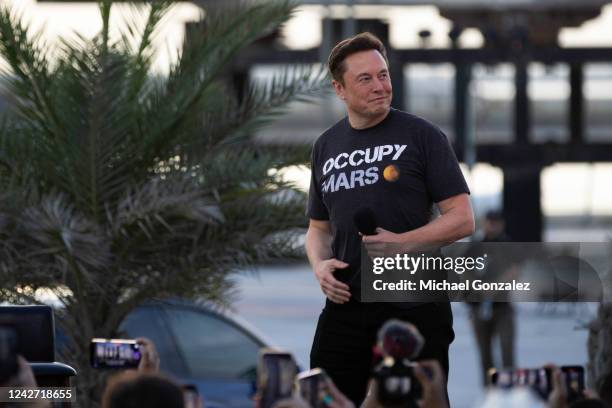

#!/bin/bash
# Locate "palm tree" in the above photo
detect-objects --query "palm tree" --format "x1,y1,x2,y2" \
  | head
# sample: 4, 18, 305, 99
0, 1, 322, 405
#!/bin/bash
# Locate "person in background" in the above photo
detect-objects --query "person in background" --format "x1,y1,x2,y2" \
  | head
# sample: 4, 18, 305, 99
101, 371, 185, 408
362, 360, 449, 408
1, 355, 50, 408
271, 375, 354, 408
466, 210, 516, 385
272, 360, 449, 408
102, 337, 199, 408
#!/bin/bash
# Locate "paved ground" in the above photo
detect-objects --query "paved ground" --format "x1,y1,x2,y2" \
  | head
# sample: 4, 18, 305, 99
232, 263, 596, 408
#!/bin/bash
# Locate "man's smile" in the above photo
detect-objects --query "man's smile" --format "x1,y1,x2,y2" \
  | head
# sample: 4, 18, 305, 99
370, 96, 388, 103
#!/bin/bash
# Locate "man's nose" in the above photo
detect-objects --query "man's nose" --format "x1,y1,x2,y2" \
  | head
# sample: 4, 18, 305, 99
372, 78, 384, 92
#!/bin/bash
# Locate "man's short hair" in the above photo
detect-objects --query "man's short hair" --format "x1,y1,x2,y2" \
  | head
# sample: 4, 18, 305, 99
327, 32, 388, 84
102, 372, 184, 408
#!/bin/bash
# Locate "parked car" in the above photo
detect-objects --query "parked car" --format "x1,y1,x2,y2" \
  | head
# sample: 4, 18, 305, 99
56, 299, 269, 408
122, 299, 268, 407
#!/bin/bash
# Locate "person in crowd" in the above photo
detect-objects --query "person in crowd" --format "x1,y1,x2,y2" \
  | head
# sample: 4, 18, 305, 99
549, 364, 611, 408
271, 375, 354, 408
271, 360, 448, 408
101, 336, 202, 408
1, 355, 50, 408
362, 360, 449, 408
101, 371, 185, 408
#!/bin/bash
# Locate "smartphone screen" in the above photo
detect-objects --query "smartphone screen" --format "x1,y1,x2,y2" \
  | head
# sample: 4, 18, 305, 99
90, 338, 142, 369
297, 368, 328, 408
182, 384, 201, 408
257, 349, 297, 408
561, 366, 585, 403
489, 366, 585, 402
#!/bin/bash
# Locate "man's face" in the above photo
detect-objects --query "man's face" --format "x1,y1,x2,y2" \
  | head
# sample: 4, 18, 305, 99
332, 49, 392, 121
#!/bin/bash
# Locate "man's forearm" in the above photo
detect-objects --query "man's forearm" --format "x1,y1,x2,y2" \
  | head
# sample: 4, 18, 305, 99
399, 208, 474, 251
305, 227, 333, 268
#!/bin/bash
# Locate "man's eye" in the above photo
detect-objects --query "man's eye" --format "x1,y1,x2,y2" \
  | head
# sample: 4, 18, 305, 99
359, 77, 370, 83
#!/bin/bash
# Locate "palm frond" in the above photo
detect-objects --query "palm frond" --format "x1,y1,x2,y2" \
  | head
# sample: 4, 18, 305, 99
115, 2, 174, 100
0, 1, 322, 404
13, 193, 111, 286
137, 0, 295, 159
0, 6, 61, 135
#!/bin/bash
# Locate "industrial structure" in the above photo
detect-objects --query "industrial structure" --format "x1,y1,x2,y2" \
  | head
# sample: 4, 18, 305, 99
222, 0, 612, 241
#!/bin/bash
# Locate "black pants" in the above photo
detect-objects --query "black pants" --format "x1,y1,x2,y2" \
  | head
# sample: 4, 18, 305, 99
469, 303, 515, 386
310, 300, 455, 405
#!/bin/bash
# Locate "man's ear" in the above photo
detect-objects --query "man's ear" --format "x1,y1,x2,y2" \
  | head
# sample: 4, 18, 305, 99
332, 79, 345, 100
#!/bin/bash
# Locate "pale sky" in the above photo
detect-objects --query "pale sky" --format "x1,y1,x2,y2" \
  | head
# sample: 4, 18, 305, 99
0, 0, 202, 74
4, 1, 612, 69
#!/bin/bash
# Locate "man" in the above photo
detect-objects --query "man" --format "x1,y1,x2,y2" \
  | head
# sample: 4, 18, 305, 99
466, 210, 516, 386
306, 32, 474, 405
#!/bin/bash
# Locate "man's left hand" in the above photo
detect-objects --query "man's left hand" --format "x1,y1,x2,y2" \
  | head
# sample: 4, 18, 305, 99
361, 227, 403, 258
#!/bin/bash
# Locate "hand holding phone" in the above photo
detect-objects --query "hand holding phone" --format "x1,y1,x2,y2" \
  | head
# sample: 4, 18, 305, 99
297, 368, 329, 408
0, 325, 19, 384
182, 384, 203, 408
489, 365, 585, 403
256, 349, 298, 408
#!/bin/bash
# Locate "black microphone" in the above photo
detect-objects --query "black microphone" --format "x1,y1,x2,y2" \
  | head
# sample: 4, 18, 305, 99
353, 207, 377, 235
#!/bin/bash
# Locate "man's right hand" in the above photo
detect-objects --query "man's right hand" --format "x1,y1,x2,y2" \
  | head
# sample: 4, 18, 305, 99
314, 259, 351, 304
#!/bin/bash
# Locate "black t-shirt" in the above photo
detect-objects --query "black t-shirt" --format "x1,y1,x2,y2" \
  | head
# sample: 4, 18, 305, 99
307, 108, 470, 298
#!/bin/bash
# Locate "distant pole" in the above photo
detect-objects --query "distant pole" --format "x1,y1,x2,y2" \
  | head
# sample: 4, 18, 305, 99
343, 0, 356, 38
320, 1, 336, 126
454, 62, 472, 163
320, 2, 333, 63
569, 63, 584, 145
513, 26, 530, 145
451, 26, 474, 166
514, 59, 529, 145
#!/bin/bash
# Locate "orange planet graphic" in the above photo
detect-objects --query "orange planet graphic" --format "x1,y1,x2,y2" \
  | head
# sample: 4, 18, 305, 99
383, 165, 400, 182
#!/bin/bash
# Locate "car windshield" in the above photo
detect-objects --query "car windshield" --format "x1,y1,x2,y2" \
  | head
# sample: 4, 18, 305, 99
164, 307, 261, 379
120, 306, 187, 376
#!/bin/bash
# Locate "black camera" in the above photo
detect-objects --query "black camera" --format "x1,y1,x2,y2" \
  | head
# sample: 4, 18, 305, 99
372, 319, 426, 406
0, 323, 19, 385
